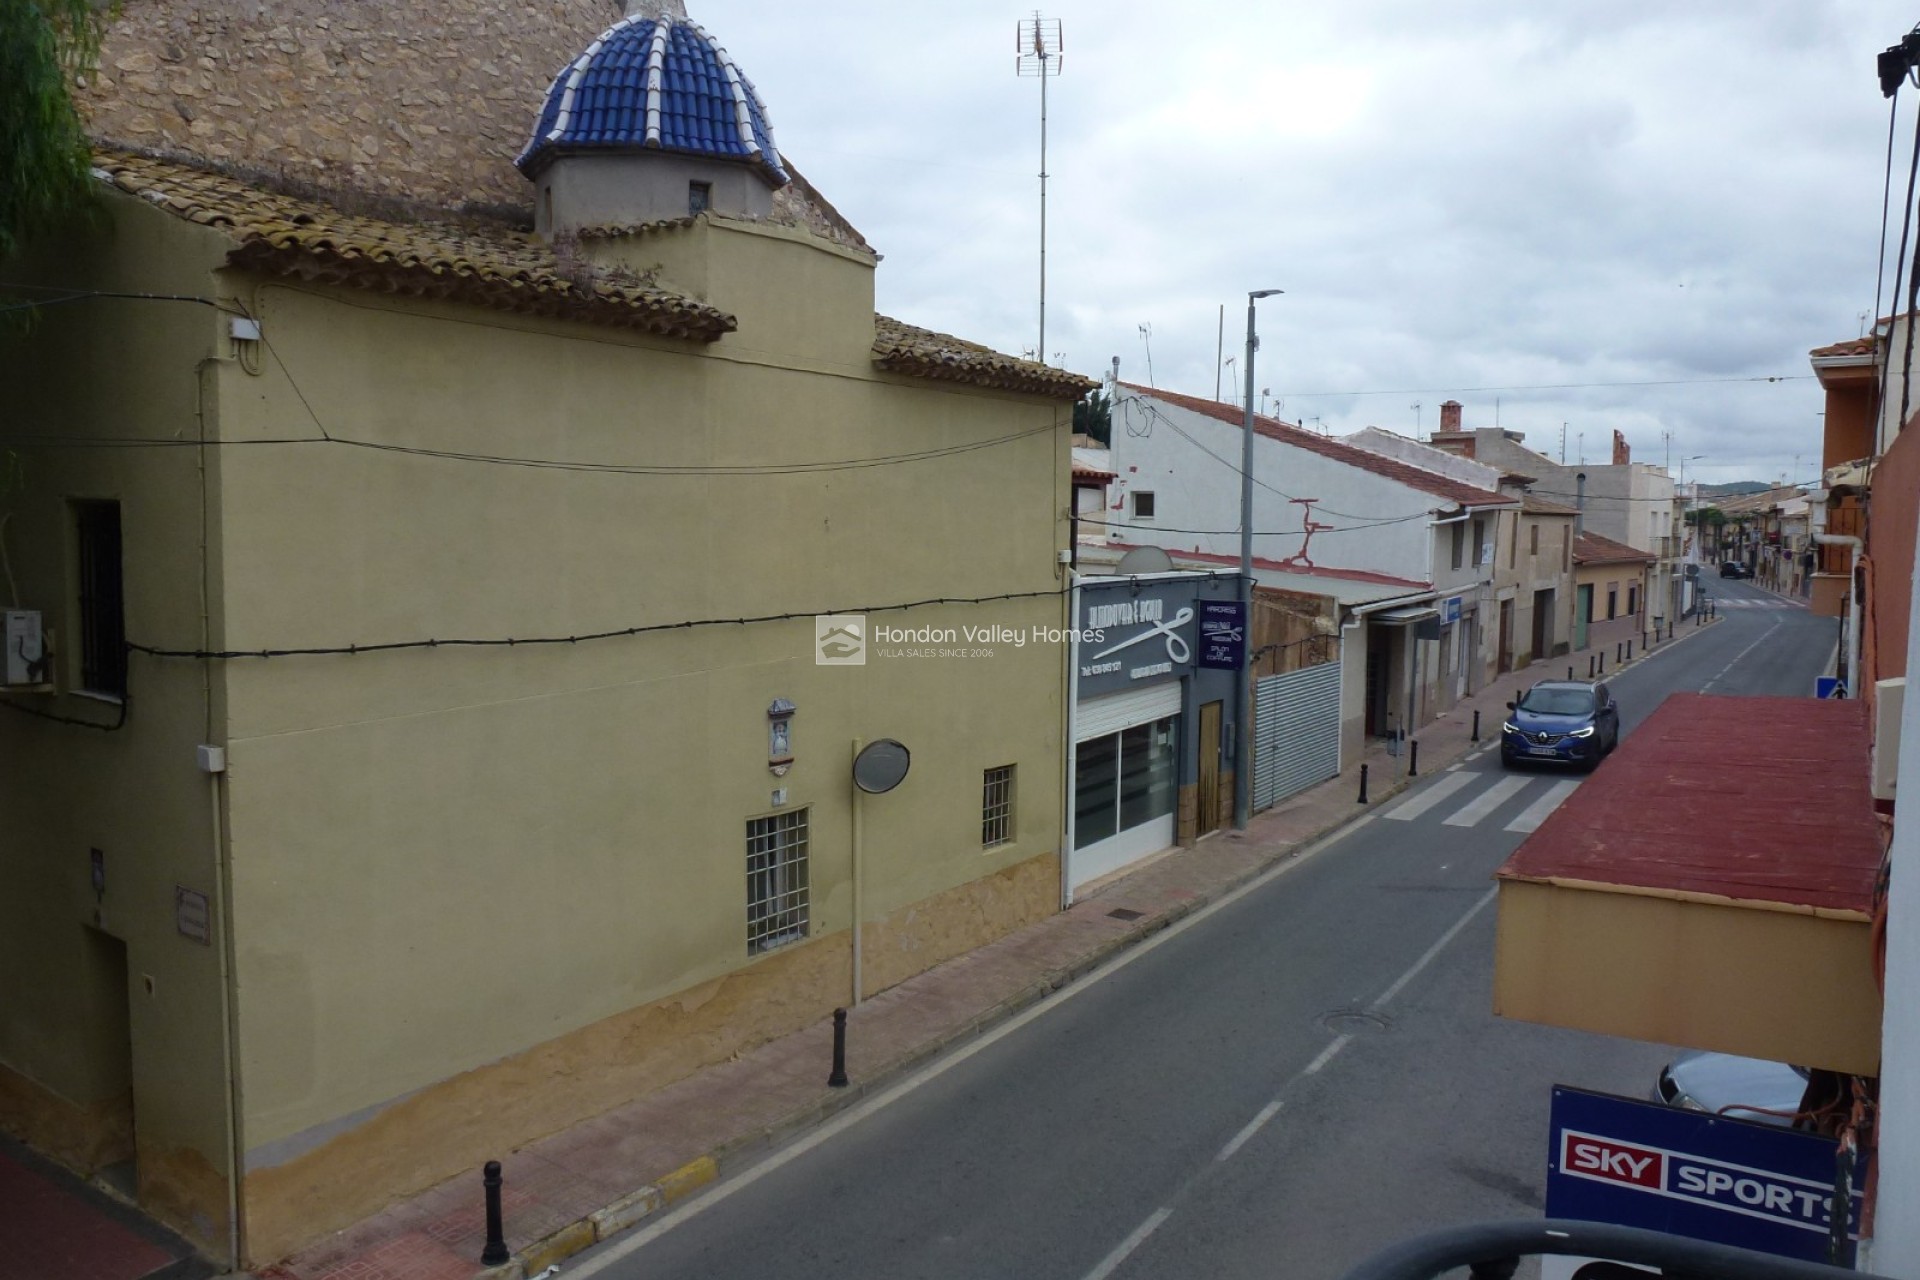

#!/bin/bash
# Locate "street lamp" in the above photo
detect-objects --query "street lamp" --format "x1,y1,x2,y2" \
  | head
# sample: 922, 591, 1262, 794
1236, 288, 1283, 831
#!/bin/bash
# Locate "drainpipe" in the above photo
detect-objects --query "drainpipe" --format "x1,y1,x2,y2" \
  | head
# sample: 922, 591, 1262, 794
1575, 472, 1587, 540
1816, 534, 1864, 697
1061, 570, 1082, 907
195, 357, 245, 1271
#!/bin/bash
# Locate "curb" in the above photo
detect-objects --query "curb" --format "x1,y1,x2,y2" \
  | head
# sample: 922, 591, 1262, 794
477, 613, 1724, 1278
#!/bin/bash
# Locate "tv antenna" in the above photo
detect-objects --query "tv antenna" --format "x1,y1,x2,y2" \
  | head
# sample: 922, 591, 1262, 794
1016, 13, 1063, 362
1411, 401, 1423, 433
1138, 323, 1155, 386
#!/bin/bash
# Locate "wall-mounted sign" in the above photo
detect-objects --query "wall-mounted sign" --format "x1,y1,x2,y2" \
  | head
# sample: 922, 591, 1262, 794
1076, 580, 1212, 697
1544, 1086, 1861, 1274
175, 886, 211, 945
1444, 595, 1462, 625
1196, 601, 1245, 670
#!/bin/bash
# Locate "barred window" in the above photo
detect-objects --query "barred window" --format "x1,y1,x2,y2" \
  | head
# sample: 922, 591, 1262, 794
73, 500, 125, 698
982, 765, 1015, 847
746, 809, 809, 956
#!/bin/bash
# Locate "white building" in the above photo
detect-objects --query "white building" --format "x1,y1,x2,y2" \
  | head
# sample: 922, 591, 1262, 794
1102, 385, 1515, 761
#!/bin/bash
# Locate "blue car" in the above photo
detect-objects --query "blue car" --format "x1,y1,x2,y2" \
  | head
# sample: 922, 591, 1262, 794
1500, 680, 1619, 771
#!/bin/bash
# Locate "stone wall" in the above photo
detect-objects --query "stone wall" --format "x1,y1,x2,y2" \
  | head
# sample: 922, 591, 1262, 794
77, 0, 870, 249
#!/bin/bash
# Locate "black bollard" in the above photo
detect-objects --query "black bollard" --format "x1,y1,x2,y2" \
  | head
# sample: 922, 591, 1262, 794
1567, 665, 1574, 680
1588, 654, 1596, 679
1627, 640, 1633, 661
1616, 642, 1623, 663
1471, 709, 1480, 742
1599, 651, 1606, 673
1409, 739, 1419, 777
828, 1007, 849, 1088
481, 1161, 509, 1266
1358, 762, 1369, 804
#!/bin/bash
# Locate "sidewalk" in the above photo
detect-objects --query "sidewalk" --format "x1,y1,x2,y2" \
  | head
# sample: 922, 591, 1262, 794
0, 1135, 209, 1280
258, 614, 1722, 1280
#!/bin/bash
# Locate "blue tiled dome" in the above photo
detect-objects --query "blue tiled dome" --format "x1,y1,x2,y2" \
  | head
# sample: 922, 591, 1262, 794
517, 14, 788, 186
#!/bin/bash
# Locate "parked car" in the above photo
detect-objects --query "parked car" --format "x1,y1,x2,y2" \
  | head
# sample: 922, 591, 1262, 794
1653, 1050, 1809, 1127
1500, 680, 1619, 771
1719, 561, 1752, 579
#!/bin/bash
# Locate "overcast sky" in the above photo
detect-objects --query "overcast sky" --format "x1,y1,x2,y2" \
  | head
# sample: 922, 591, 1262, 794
694, 0, 1919, 487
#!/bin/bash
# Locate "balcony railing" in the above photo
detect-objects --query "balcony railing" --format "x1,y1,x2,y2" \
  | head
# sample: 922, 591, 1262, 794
1338, 1219, 1873, 1280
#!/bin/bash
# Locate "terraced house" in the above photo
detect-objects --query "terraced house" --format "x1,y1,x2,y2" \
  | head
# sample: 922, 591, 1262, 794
0, 2, 1090, 1268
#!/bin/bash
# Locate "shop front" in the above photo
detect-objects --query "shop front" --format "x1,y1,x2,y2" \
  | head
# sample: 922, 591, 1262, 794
1069, 573, 1241, 895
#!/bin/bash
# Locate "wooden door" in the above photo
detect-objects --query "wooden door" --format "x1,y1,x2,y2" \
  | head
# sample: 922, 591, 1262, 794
1197, 701, 1222, 836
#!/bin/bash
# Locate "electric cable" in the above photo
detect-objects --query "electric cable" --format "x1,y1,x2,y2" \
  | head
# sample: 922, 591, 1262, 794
127, 587, 1074, 661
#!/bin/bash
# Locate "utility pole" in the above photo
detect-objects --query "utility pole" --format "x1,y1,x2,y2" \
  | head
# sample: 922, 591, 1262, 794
1236, 289, 1283, 831
1016, 15, 1062, 362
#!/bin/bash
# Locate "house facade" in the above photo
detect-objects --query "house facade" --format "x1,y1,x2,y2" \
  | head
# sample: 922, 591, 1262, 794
0, 6, 1092, 1268
1098, 385, 1514, 763
1427, 404, 1680, 636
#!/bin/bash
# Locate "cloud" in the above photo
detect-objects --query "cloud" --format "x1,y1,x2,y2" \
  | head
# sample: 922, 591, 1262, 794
705, 0, 1915, 485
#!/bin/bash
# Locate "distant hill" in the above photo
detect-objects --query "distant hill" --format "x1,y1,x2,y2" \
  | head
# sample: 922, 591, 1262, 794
1699, 481, 1770, 497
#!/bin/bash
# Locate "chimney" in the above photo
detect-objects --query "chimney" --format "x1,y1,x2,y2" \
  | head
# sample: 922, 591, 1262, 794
1438, 400, 1463, 435
1612, 429, 1630, 465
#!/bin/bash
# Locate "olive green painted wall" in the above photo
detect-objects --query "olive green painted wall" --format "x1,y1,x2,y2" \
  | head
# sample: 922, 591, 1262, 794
208, 226, 1071, 1184
0, 196, 240, 1249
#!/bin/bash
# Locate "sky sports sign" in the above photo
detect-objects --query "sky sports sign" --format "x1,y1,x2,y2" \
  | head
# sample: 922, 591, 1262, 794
1546, 1087, 1861, 1270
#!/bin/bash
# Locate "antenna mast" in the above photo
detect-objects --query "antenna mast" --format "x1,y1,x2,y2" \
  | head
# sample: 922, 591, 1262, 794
1017, 14, 1063, 362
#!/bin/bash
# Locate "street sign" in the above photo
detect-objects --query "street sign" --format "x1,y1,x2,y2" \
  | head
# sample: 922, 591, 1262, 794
1816, 677, 1847, 700
1545, 1087, 1860, 1273
1444, 595, 1462, 625
1196, 601, 1245, 670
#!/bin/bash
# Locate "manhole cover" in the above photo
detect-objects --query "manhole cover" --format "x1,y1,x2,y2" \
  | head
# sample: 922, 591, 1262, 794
1107, 908, 1144, 921
1318, 1009, 1392, 1034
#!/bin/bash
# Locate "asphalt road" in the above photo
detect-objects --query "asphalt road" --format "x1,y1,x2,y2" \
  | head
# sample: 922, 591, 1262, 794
573, 580, 1836, 1280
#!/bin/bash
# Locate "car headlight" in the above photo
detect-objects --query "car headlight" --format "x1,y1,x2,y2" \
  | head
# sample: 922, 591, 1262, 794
1570, 726, 1595, 738
1502, 721, 1520, 734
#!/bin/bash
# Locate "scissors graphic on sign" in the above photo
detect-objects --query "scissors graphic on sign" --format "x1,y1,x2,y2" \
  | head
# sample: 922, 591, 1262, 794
1090, 606, 1194, 664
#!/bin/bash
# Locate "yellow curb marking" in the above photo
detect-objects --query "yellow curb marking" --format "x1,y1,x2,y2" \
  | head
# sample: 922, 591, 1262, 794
521, 1218, 596, 1276
657, 1155, 719, 1205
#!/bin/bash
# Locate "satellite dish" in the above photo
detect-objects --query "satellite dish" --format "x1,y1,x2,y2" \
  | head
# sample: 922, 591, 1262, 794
1114, 545, 1175, 576
853, 739, 911, 794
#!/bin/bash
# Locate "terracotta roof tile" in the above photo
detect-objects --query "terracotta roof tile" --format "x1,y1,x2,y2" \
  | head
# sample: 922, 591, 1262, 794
1521, 496, 1579, 515
1106, 542, 1429, 589
873, 316, 1097, 401
1123, 384, 1515, 509
93, 152, 736, 341
1810, 335, 1877, 360
1573, 531, 1654, 565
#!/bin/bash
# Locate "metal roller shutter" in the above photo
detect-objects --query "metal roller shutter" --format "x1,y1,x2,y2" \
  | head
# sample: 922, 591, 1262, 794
1253, 660, 1341, 810
1076, 681, 1183, 742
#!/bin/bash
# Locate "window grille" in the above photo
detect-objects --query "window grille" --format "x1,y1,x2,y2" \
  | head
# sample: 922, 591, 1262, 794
73, 500, 125, 697
982, 765, 1015, 847
746, 809, 809, 955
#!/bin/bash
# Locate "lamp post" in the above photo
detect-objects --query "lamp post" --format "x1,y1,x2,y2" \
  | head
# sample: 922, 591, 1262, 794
1236, 288, 1283, 831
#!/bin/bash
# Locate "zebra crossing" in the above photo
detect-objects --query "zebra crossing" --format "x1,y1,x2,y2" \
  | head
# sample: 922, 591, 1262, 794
1384, 770, 1583, 833
1709, 596, 1804, 609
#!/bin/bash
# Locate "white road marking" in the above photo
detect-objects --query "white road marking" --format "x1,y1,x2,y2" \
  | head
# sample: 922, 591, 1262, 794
1083, 1207, 1174, 1280
565, 800, 1373, 1275
1504, 780, 1581, 833
1441, 775, 1531, 827
1382, 772, 1475, 822
1303, 1035, 1352, 1074
1446, 762, 1463, 772
1372, 888, 1498, 1009
1215, 1101, 1284, 1162
1701, 619, 1784, 692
